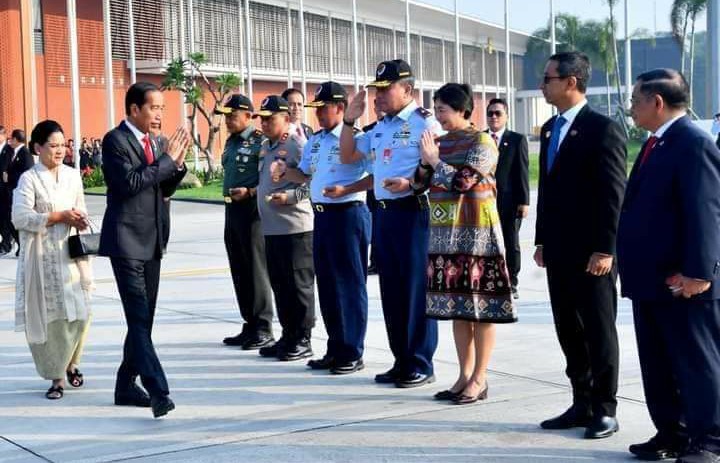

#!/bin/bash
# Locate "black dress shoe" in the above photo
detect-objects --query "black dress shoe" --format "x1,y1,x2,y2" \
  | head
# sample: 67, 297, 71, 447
114, 384, 151, 407
259, 337, 288, 358
223, 332, 249, 346
278, 339, 313, 361
395, 372, 436, 388
374, 368, 401, 384
540, 406, 593, 430
151, 395, 175, 418
629, 435, 686, 461
242, 334, 275, 350
584, 415, 619, 439
331, 359, 365, 375
307, 355, 335, 370
452, 382, 489, 405
676, 446, 720, 463
512, 287, 519, 299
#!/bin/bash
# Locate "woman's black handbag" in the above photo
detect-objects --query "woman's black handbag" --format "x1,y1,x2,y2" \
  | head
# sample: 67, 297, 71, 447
68, 224, 100, 259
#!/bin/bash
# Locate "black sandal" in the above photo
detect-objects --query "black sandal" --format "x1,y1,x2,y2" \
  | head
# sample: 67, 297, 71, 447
46, 385, 64, 400
66, 368, 84, 388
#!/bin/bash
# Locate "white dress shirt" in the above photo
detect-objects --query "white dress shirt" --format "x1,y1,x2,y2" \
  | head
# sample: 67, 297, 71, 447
557, 99, 588, 147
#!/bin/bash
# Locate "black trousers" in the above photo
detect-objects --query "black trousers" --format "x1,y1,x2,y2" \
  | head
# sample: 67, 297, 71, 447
111, 257, 169, 398
264, 232, 315, 341
499, 208, 522, 288
224, 200, 273, 335
0, 189, 15, 251
634, 299, 720, 451
546, 262, 619, 416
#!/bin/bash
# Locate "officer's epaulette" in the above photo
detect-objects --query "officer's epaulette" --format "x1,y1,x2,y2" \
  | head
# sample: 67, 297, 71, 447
415, 107, 432, 119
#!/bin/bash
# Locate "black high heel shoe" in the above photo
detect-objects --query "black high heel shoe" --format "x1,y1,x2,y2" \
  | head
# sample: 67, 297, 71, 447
452, 382, 488, 405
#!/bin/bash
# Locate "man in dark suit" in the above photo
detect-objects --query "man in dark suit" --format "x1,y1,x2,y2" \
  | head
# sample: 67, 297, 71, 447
485, 98, 529, 299
4, 129, 34, 256
99, 82, 190, 418
619, 69, 720, 463
534, 51, 627, 439
0, 125, 12, 254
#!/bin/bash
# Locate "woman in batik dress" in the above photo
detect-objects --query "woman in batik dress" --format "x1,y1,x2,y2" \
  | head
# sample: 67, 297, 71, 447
415, 83, 516, 405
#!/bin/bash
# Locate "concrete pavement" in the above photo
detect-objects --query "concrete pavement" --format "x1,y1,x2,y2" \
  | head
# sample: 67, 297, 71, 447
0, 194, 652, 463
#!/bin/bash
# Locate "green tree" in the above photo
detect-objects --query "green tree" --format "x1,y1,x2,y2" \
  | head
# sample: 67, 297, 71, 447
162, 52, 241, 174
603, 0, 624, 110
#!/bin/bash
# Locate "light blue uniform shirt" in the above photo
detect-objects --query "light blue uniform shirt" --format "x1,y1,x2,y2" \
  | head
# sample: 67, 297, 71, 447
298, 123, 369, 204
355, 100, 442, 200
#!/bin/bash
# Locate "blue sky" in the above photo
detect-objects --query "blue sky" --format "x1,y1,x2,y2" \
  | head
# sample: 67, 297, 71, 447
421, 0, 706, 35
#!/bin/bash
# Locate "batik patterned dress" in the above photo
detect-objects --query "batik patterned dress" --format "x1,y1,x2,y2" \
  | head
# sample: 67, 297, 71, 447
424, 127, 516, 323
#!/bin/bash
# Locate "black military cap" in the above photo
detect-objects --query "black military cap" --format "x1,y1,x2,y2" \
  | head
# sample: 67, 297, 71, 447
305, 81, 348, 107
254, 95, 290, 117
215, 94, 254, 114
366, 59, 413, 88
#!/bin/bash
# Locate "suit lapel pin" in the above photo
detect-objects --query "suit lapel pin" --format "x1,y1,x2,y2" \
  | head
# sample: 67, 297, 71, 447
545, 131, 551, 139
570, 130, 578, 137
503, 142, 508, 147
658, 141, 665, 147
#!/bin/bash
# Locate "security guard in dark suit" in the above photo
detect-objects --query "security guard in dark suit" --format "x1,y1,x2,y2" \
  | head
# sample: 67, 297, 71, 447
217, 95, 275, 350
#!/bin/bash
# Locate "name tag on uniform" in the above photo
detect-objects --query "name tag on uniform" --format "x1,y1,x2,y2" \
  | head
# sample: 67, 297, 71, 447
383, 148, 392, 165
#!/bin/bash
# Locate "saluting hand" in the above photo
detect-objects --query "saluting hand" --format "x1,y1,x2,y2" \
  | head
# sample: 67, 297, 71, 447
420, 130, 440, 168
344, 89, 367, 123
167, 126, 191, 167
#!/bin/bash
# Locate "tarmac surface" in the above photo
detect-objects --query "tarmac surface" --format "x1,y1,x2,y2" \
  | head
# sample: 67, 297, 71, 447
0, 193, 653, 463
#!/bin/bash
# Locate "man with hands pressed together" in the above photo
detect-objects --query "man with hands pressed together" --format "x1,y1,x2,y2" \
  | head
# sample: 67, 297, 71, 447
99, 82, 190, 418
534, 52, 627, 438
255, 96, 316, 362
272, 81, 371, 375
217, 95, 275, 351
619, 69, 720, 463
339, 59, 442, 388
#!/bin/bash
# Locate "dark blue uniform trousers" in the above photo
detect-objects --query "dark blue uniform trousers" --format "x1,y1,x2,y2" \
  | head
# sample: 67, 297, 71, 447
374, 200, 437, 376
633, 298, 720, 451
313, 202, 371, 363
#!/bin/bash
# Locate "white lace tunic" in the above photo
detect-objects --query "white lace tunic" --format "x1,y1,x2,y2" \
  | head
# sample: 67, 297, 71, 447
12, 163, 92, 344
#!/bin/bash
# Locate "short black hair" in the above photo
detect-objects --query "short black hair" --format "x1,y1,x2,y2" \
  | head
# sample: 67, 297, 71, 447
11, 129, 26, 143
281, 88, 305, 101
487, 98, 508, 112
30, 120, 63, 154
434, 83, 474, 120
549, 51, 591, 93
635, 68, 690, 110
125, 81, 160, 115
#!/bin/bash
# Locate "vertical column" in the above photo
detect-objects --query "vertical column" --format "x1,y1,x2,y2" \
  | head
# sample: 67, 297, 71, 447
188, 0, 198, 166
550, 0, 556, 55
495, 51, 500, 98
299, 0, 307, 98
441, 39, 446, 83
481, 45, 487, 120
405, 0, 410, 63
709, 0, 720, 116
244, 0, 253, 100
363, 21, 369, 125
127, 0, 136, 84
504, 0, 511, 128
418, 34, 424, 108
180, 0, 187, 122
20, 0, 37, 129
352, 0, 359, 91
454, 0, 460, 81
67, 0, 81, 167
328, 12, 334, 81
287, 3, 293, 87
624, 0, 632, 110
103, 0, 115, 129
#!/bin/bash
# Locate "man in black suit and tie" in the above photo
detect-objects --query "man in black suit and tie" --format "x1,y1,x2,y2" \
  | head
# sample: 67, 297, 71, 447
4, 129, 34, 256
619, 69, 720, 463
485, 98, 529, 299
534, 52, 627, 439
0, 125, 12, 254
99, 82, 190, 418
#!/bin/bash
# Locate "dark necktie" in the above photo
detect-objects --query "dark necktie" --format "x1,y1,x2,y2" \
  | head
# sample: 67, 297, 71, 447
639, 136, 658, 167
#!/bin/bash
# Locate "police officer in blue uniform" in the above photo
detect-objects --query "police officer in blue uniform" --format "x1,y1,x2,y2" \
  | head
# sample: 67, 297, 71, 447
273, 82, 372, 374
340, 59, 443, 388
216, 94, 275, 350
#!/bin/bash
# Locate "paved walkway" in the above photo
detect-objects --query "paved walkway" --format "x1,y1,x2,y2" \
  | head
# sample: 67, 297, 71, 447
0, 194, 651, 462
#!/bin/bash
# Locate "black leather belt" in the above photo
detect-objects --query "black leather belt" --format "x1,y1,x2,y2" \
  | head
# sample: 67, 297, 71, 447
312, 201, 363, 212
377, 195, 429, 210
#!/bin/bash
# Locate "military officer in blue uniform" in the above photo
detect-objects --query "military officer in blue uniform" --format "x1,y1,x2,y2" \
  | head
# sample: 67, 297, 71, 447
340, 59, 443, 388
216, 94, 275, 350
272, 81, 372, 375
